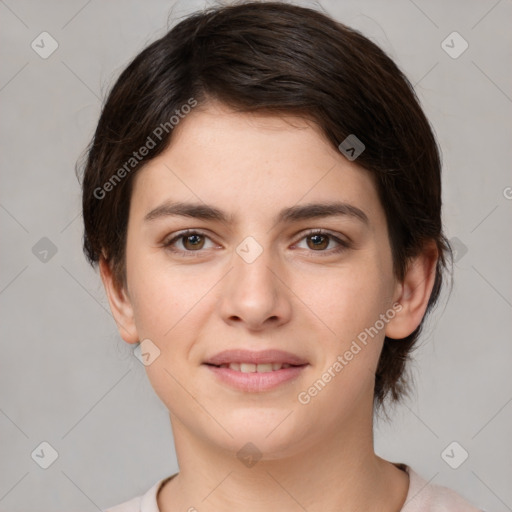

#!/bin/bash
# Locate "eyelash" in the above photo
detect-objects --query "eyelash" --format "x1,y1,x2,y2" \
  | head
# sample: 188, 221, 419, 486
162, 229, 350, 257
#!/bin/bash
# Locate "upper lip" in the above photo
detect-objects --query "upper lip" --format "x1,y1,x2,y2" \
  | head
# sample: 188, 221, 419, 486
204, 349, 308, 366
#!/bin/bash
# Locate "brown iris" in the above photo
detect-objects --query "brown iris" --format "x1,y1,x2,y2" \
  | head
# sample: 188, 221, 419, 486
182, 233, 205, 250
307, 234, 329, 250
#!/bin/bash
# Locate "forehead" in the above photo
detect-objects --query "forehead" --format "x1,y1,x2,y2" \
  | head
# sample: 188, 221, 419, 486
130, 102, 383, 225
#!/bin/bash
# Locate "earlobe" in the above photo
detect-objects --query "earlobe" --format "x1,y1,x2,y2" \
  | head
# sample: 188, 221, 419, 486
385, 241, 439, 340
99, 257, 139, 344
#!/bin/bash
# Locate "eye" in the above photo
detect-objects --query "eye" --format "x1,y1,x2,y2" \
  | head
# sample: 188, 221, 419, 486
163, 230, 217, 255
163, 228, 350, 257
294, 229, 350, 255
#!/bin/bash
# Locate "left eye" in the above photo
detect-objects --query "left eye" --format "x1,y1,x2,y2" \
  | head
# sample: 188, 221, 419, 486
294, 230, 349, 253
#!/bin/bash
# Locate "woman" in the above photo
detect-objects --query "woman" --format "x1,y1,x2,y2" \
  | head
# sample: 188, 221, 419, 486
79, 2, 480, 510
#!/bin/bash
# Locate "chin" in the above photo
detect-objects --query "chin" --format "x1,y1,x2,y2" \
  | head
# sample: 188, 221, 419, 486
206, 412, 311, 460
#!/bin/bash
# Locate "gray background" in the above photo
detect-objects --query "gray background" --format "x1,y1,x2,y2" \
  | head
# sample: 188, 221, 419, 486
1, 0, 511, 510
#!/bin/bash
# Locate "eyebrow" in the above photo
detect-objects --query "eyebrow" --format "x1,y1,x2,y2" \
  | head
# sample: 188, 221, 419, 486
144, 200, 369, 226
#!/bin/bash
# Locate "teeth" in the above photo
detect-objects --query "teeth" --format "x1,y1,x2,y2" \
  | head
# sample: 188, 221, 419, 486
218, 362, 294, 372
254, 363, 273, 373
240, 363, 256, 373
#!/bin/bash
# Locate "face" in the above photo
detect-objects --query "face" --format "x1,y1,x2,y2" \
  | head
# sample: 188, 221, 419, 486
106, 101, 409, 459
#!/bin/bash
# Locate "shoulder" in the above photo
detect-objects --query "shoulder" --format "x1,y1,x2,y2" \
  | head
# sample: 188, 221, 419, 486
104, 495, 141, 512
400, 464, 482, 512
104, 475, 176, 512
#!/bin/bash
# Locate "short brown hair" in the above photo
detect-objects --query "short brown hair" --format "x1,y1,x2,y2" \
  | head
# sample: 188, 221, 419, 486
79, 1, 453, 409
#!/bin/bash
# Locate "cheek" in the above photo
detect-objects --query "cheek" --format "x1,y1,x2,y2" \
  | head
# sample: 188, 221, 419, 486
308, 260, 392, 334
127, 252, 214, 341
298, 249, 394, 377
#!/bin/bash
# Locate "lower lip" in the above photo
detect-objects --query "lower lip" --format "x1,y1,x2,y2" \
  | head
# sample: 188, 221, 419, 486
204, 364, 308, 392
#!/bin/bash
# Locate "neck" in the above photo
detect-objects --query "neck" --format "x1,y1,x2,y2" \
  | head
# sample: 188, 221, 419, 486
158, 399, 409, 512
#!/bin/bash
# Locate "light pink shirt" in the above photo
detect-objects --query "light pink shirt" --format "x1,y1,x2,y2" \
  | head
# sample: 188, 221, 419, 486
105, 464, 482, 511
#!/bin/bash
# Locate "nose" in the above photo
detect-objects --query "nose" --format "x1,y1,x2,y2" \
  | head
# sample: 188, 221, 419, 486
218, 239, 293, 331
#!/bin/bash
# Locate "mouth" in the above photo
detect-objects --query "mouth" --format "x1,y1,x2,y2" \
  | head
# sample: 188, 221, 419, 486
202, 349, 309, 392
203, 348, 308, 367
203, 362, 308, 392
204, 362, 305, 372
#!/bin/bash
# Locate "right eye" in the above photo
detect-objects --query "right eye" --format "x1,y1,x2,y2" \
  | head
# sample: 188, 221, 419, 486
162, 229, 218, 255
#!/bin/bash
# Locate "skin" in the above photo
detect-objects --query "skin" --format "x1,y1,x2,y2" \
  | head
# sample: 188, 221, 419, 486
100, 101, 438, 511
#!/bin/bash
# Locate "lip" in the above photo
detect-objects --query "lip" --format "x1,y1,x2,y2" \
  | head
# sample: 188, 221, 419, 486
203, 349, 308, 366
204, 364, 308, 392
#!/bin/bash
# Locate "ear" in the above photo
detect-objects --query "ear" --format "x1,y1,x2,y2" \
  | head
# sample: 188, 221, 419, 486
385, 240, 439, 340
99, 257, 139, 344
